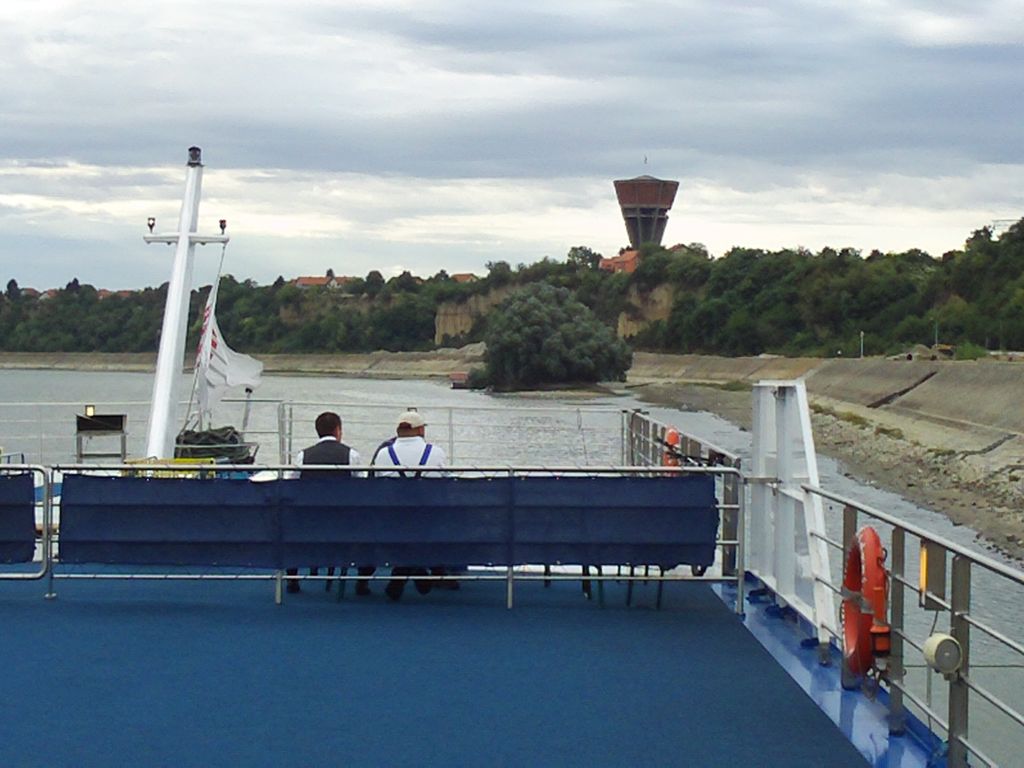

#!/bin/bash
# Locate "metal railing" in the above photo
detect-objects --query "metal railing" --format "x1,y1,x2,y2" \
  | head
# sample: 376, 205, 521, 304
0, 464, 51, 580
27, 462, 743, 612
623, 409, 743, 579
805, 484, 1024, 768
276, 401, 626, 466
0, 398, 628, 469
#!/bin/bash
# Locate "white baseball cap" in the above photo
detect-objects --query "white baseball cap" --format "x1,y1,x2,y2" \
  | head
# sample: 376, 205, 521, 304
397, 410, 426, 429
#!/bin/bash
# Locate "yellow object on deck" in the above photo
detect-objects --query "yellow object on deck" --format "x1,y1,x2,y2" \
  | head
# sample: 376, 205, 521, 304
124, 457, 218, 478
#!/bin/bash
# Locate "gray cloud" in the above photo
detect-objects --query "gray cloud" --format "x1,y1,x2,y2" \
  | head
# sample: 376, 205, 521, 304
0, 1, 1021, 288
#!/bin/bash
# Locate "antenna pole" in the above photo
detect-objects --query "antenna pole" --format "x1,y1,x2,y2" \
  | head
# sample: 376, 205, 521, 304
143, 147, 228, 459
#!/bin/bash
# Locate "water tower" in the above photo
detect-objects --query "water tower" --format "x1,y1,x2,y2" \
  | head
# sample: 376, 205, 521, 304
614, 175, 679, 248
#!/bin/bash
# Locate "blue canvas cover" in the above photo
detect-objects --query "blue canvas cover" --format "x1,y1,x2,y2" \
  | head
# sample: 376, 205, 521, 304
59, 475, 279, 567
0, 473, 36, 563
511, 475, 719, 568
58, 473, 719, 569
279, 477, 513, 567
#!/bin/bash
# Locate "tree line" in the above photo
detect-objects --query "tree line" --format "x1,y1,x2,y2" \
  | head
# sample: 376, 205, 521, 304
2, 218, 1023, 358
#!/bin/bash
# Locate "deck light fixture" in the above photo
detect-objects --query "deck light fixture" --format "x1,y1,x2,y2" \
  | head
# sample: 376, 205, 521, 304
147, 217, 156, 233
84, 404, 95, 418
219, 219, 227, 234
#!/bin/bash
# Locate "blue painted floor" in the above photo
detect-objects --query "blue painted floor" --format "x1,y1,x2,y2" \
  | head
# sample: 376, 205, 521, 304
0, 574, 868, 767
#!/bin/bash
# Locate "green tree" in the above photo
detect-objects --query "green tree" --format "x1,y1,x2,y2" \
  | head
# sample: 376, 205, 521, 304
364, 270, 385, 298
483, 283, 631, 389
485, 260, 514, 288
567, 246, 602, 271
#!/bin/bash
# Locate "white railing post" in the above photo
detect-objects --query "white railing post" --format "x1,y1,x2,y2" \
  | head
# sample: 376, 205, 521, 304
748, 380, 835, 642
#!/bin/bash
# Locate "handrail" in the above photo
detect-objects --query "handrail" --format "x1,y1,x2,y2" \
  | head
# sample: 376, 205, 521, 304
39, 462, 743, 613
1, 399, 635, 467
0, 464, 50, 581
804, 483, 1024, 587
963, 614, 1024, 659
802, 481, 1024, 767
53, 462, 742, 477
276, 399, 626, 415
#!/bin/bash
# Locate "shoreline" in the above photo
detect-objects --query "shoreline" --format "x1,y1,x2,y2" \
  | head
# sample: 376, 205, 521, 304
629, 381, 1024, 562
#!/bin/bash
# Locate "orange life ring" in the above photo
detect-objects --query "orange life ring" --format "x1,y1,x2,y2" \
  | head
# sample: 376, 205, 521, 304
663, 428, 681, 466
842, 526, 891, 678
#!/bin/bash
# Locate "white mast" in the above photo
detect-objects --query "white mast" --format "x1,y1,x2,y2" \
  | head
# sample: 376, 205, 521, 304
143, 147, 229, 459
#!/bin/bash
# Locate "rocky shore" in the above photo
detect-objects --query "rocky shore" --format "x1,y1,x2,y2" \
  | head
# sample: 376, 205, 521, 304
630, 381, 1024, 562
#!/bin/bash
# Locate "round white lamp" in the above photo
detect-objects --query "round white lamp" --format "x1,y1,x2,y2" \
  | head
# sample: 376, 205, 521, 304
923, 633, 963, 677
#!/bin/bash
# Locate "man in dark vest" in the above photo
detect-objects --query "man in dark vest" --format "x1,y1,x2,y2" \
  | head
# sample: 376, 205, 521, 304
286, 411, 367, 594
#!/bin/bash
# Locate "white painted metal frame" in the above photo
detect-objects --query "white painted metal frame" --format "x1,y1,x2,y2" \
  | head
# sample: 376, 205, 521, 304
143, 147, 229, 459
749, 380, 837, 645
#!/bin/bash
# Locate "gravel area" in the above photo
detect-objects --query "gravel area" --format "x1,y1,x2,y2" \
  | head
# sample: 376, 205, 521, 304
631, 381, 1024, 562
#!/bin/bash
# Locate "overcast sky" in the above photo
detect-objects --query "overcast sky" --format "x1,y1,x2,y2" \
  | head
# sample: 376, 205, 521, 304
1, 0, 1022, 290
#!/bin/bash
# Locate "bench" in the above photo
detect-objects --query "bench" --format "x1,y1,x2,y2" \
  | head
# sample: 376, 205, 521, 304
56, 473, 720, 601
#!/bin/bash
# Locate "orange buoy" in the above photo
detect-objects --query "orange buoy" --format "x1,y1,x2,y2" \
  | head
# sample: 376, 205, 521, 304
842, 526, 891, 679
663, 428, 681, 466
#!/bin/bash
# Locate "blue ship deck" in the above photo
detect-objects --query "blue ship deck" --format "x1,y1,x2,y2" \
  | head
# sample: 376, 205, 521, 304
1, 575, 874, 767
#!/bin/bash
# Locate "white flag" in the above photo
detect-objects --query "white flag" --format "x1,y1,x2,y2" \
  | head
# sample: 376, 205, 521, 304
195, 279, 263, 415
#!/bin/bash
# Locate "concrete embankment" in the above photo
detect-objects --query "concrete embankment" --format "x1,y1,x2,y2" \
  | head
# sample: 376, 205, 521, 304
0, 346, 486, 380
629, 352, 1024, 559
257, 347, 485, 378
0, 352, 159, 372
630, 353, 1024, 447
629, 352, 820, 384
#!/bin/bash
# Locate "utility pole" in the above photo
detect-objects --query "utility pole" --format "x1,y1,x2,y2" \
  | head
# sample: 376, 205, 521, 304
860, 330, 864, 359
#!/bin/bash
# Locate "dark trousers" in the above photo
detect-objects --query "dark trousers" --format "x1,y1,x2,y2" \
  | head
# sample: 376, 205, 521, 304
287, 566, 371, 592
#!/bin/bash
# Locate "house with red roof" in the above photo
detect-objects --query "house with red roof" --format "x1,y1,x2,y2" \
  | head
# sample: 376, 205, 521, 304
598, 249, 640, 274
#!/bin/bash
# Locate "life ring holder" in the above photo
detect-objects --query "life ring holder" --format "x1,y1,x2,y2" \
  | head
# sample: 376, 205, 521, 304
841, 526, 891, 686
661, 428, 709, 576
662, 428, 682, 467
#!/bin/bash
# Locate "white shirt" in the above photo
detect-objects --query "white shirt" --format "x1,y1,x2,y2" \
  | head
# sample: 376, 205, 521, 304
370, 435, 447, 477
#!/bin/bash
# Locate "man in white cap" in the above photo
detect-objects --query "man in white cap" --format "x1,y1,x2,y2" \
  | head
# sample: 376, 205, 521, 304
371, 409, 453, 600
370, 409, 447, 476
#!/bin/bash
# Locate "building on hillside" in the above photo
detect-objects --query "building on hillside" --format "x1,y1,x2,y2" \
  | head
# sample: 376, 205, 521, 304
292, 275, 352, 289
613, 175, 679, 249
293, 276, 330, 289
451, 273, 479, 284
598, 249, 640, 274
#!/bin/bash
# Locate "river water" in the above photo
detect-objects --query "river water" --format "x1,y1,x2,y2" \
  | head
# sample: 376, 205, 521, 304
1, 369, 1022, 761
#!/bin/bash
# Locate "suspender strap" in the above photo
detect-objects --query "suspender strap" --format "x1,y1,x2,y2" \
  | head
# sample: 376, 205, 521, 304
386, 444, 408, 478
385, 443, 433, 477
